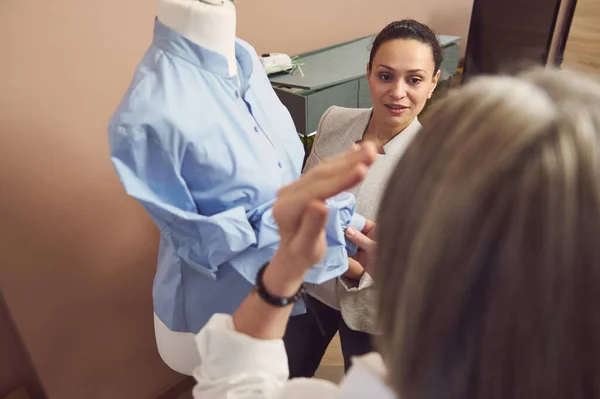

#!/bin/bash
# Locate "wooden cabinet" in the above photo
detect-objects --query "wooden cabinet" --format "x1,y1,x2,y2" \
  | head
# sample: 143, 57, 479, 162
563, 0, 600, 74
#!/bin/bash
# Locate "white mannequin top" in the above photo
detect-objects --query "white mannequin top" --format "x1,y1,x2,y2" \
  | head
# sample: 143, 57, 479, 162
154, 0, 239, 376
150, 0, 248, 376
158, 0, 238, 77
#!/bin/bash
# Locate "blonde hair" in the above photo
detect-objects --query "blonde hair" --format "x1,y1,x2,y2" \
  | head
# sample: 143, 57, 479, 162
375, 67, 600, 399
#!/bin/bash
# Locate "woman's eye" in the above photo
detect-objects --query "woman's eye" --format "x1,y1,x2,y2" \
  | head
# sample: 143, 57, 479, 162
379, 73, 393, 82
408, 77, 422, 85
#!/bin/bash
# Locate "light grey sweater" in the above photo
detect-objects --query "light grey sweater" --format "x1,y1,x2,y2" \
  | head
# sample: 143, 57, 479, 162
303, 105, 421, 334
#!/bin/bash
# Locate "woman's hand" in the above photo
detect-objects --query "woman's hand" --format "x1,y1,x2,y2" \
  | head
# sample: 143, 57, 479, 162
233, 143, 376, 340
263, 143, 378, 295
343, 219, 376, 280
345, 222, 377, 275
344, 258, 366, 280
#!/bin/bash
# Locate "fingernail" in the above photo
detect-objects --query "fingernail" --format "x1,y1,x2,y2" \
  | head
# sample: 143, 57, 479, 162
346, 227, 355, 236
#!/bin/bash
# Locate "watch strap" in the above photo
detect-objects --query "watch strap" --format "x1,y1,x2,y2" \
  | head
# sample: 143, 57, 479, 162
255, 263, 305, 307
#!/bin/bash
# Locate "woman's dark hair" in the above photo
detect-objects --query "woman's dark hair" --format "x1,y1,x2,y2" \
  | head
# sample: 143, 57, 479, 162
369, 19, 443, 76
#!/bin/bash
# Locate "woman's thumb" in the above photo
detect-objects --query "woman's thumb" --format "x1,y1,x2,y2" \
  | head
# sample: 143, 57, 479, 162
345, 227, 374, 251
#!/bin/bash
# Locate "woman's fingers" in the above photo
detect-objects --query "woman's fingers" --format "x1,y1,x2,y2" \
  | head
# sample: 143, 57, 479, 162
282, 142, 377, 205
273, 142, 377, 255
345, 227, 376, 253
306, 142, 377, 199
362, 219, 377, 238
292, 200, 329, 264
345, 258, 366, 280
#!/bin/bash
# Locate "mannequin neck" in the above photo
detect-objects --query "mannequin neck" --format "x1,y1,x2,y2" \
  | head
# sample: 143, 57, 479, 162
158, 0, 237, 76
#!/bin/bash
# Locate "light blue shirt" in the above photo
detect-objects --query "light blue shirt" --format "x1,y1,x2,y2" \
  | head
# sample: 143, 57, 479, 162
108, 19, 365, 333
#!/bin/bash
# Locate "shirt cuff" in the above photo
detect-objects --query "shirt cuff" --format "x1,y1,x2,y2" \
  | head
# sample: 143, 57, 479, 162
194, 314, 289, 381
349, 212, 366, 232
346, 212, 366, 257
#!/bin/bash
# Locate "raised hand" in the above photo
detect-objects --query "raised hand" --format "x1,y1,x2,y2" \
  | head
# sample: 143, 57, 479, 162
232, 142, 377, 340
268, 143, 378, 287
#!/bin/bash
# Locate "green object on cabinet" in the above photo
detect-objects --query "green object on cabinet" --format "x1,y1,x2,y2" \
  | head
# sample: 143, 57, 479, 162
270, 34, 461, 148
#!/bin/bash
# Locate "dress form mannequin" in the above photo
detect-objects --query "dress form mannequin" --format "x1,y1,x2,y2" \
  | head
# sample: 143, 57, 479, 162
158, 0, 238, 76
111, 0, 366, 378
152, 0, 238, 375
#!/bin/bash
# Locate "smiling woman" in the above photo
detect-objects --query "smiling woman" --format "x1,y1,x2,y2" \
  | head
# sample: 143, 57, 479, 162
283, 19, 445, 378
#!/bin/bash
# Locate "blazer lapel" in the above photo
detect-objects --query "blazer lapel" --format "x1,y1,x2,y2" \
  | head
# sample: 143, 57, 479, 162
347, 108, 373, 146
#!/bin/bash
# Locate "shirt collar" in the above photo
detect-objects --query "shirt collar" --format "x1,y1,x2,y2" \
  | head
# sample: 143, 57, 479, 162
151, 18, 253, 81
350, 109, 373, 143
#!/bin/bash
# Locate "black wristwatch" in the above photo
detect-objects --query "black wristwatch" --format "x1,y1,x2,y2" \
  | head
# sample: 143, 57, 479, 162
255, 263, 306, 307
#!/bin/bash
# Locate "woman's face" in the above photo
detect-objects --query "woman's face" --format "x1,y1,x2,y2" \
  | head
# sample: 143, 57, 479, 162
368, 39, 440, 130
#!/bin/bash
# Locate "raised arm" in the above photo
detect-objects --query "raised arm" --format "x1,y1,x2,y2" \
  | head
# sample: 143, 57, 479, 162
192, 142, 378, 399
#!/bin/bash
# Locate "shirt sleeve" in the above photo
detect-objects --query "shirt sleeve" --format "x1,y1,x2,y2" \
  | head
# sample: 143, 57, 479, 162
109, 125, 362, 283
110, 125, 259, 279
229, 191, 364, 284
191, 314, 339, 399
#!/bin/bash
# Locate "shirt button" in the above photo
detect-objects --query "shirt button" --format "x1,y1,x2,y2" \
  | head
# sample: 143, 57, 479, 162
278, 161, 283, 168
254, 126, 260, 133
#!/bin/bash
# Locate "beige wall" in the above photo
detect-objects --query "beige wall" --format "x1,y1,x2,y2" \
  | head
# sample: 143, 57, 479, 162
237, 0, 473, 56
0, 1, 183, 398
0, 1, 472, 398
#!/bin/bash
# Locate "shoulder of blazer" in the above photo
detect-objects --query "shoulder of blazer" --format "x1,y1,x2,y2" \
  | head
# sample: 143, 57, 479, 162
313, 106, 371, 153
319, 106, 371, 134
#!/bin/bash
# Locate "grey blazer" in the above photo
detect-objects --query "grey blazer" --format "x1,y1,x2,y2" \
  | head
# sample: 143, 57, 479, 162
304, 105, 421, 334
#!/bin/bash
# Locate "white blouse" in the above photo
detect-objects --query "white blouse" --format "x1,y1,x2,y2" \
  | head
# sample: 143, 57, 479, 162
191, 314, 398, 399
